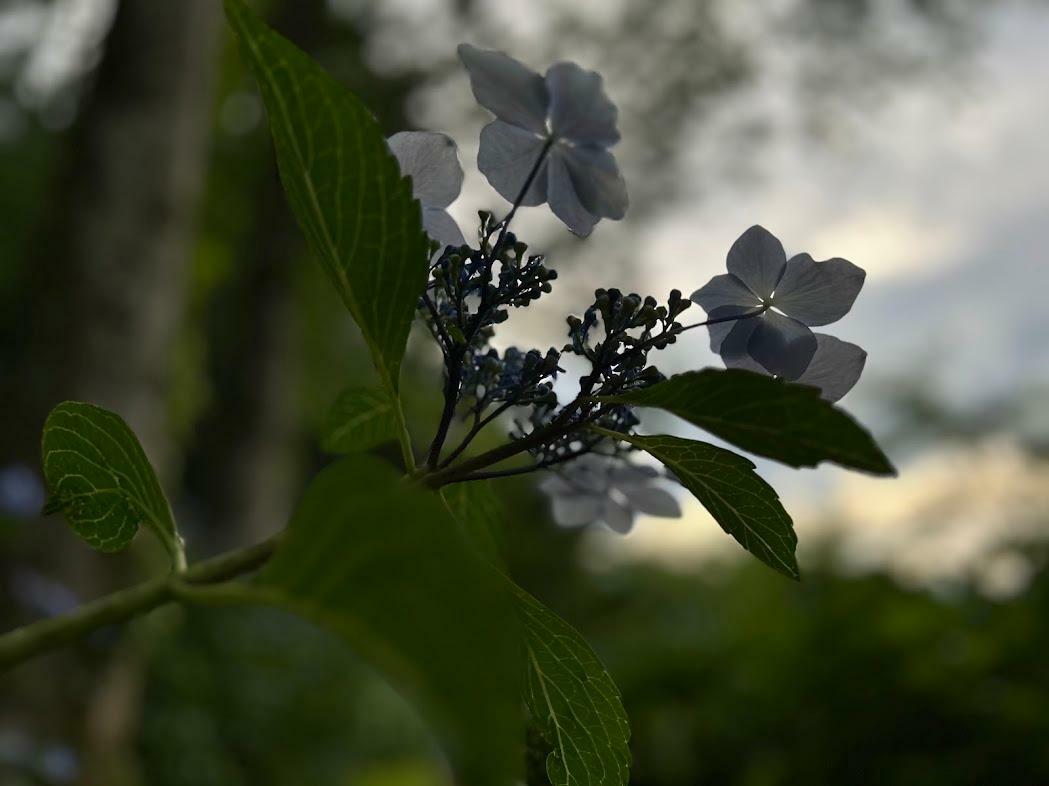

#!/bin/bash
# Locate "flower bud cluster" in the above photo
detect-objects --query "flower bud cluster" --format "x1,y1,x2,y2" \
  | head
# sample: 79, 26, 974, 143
461, 346, 561, 415
566, 287, 693, 398
421, 214, 560, 355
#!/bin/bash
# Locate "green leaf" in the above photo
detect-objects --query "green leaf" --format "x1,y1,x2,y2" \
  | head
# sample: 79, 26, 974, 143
224, 0, 429, 395
593, 428, 799, 579
246, 455, 523, 784
441, 482, 632, 786
516, 586, 632, 786
41, 401, 183, 567
598, 369, 895, 475
439, 480, 506, 567
321, 386, 399, 454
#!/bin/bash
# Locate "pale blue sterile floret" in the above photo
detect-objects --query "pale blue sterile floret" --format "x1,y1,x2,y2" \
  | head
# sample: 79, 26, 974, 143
458, 43, 628, 237
387, 130, 466, 249
691, 225, 868, 401
540, 456, 681, 534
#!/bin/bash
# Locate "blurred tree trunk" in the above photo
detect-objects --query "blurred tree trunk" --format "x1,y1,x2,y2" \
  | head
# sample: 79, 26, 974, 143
201, 164, 305, 546
191, 1, 327, 553
22, 2, 225, 784
55, 0, 221, 478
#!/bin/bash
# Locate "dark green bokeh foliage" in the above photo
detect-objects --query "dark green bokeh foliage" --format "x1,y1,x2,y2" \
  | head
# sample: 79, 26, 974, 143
138, 540, 1049, 786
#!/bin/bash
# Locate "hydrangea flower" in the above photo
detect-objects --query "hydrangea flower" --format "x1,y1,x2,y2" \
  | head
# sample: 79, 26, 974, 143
691, 225, 867, 401
388, 131, 465, 249
458, 43, 628, 237
540, 456, 680, 534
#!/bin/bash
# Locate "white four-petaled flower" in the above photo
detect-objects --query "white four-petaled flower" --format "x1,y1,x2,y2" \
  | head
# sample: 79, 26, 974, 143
540, 456, 680, 534
691, 225, 868, 401
458, 43, 628, 237
387, 130, 466, 249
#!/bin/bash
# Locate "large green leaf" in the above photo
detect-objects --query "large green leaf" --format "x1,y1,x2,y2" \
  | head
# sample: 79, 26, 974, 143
41, 401, 182, 567
439, 480, 506, 567
593, 428, 799, 579
442, 483, 632, 786
516, 587, 632, 786
598, 369, 894, 475
224, 0, 429, 395
246, 455, 522, 784
320, 386, 399, 454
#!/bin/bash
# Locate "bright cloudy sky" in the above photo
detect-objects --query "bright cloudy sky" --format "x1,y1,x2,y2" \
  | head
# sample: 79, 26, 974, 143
7, 0, 1048, 588
393, 0, 1049, 586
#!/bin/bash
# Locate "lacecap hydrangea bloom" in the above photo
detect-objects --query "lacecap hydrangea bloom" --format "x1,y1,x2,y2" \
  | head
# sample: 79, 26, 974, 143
458, 43, 628, 237
691, 225, 868, 401
540, 456, 680, 534
388, 131, 466, 249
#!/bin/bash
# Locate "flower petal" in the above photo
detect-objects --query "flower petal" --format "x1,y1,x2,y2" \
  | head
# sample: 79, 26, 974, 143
746, 311, 818, 380
610, 464, 658, 485
545, 62, 620, 147
555, 143, 627, 220
726, 225, 787, 300
457, 44, 549, 134
772, 253, 866, 326
422, 207, 466, 249
716, 314, 770, 373
705, 305, 760, 354
691, 274, 761, 313
602, 500, 635, 533
620, 485, 681, 518
724, 348, 767, 374
550, 492, 602, 527
795, 334, 867, 402
477, 120, 550, 206
387, 131, 463, 209
547, 148, 598, 236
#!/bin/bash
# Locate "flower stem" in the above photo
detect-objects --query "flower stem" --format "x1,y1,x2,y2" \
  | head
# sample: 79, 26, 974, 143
439, 445, 589, 485
423, 396, 586, 488
487, 137, 554, 263
677, 306, 767, 333
438, 399, 518, 469
424, 139, 554, 469
0, 532, 284, 672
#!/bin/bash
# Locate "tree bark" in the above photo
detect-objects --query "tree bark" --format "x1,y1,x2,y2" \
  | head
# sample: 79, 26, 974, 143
55, 0, 222, 479
16, 2, 225, 784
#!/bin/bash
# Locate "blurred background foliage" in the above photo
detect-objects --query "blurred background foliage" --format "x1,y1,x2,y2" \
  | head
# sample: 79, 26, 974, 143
1, 0, 1047, 784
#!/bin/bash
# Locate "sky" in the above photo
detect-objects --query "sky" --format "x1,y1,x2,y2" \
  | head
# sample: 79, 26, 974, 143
395, 0, 1049, 587
593, 3, 1049, 587
4, 0, 1048, 590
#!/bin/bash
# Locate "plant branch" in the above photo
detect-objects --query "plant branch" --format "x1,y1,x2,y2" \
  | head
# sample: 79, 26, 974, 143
677, 306, 766, 334
425, 346, 466, 468
0, 532, 284, 672
441, 446, 590, 485
438, 399, 517, 468
487, 138, 553, 264
424, 141, 554, 468
423, 396, 587, 487
420, 291, 452, 356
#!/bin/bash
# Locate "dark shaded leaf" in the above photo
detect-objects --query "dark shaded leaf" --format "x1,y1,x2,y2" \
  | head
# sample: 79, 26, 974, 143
598, 369, 894, 475
516, 586, 631, 786
41, 401, 181, 565
439, 480, 505, 566
591, 428, 799, 579
320, 387, 399, 454
442, 482, 632, 786
225, 0, 430, 395
250, 455, 523, 784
